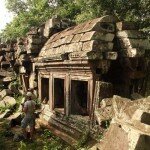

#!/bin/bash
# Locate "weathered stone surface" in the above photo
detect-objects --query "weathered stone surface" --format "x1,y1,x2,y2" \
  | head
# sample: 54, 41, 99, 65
44, 17, 61, 37
0, 70, 14, 77
27, 43, 39, 51
64, 35, 74, 44
8, 83, 18, 94
95, 96, 150, 150
117, 30, 146, 39
82, 40, 113, 52
18, 97, 26, 112
71, 33, 83, 43
3, 77, 15, 83
29, 73, 38, 89
42, 53, 64, 61
19, 66, 26, 73
0, 96, 16, 107
68, 42, 82, 52
7, 112, 22, 127
17, 45, 26, 56
38, 15, 120, 60
98, 124, 129, 150
116, 22, 138, 31
0, 109, 12, 119
18, 54, 27, 61
17, 38, 24, 45
68, 51, 103, 60
118, 38, 150, 50
104, 52, 118, 60
0, 89, 13, 99
82, 16, 117, 33
27, 27, 38, 35
120, 48, 145, 57
38, 25, 45, 36
80, 31, 114, 42
27, 35, 42, 44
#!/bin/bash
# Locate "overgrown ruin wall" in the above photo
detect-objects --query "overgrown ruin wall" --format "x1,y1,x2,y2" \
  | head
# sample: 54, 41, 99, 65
0, 15, 150, 149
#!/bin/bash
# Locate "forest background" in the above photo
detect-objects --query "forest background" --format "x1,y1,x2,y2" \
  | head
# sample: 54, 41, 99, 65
0, 0, 149, 41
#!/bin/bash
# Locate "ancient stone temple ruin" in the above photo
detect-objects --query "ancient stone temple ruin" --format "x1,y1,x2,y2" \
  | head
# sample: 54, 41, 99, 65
0, 15, 150, 149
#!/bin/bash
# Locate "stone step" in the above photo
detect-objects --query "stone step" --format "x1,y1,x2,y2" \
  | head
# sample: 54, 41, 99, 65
53, 112, 90, 131
37, 118, 78, 146
49, 116, 82, 139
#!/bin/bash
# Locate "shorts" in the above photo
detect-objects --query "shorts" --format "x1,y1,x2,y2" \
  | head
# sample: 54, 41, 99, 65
21, 116, 35, 128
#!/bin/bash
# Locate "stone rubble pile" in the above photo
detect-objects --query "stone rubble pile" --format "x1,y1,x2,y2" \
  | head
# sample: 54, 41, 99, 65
94, 95, 150, 150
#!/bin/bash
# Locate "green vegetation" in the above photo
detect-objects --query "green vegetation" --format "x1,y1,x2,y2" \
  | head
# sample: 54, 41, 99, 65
0, 0, 149, 41
0, 120, 72, 150
17, 128, 72, 150
0, 104, 12, 113
75, 130, 90, 149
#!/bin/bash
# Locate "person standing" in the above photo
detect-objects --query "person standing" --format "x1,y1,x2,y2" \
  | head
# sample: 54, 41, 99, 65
21, 92, 36, 141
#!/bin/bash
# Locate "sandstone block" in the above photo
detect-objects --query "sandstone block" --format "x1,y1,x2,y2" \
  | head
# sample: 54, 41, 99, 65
120, 48, 145, 57
116, 22, 138, 31
118, 38, 150, 50
68, 51, 103, 60
0, 109, 12, 119
44, 17, 61, 37
82, 40, 113, 52
80, 31, 114, 42
117, 30, 146, 39
1, 96, 16, 107
71, 33, 83, 43
27, 35, 42, 44
0, 89, 13, 99
104, 52, 118, 60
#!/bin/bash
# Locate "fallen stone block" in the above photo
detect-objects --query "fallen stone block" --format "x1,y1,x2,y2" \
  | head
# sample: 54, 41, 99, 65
117, 30, 146, 39
44, 16, 61, 37
8, 83, 19, 94
27, 35, 42, 44
0, 89, 13, 99
3, 76, 15, 83
118, 38, 150, 50
98, 123, 129, 150
0, 96, 16, 108
0, 109, 12, 119
7, 112, 22, 127
116, 22, 138, 31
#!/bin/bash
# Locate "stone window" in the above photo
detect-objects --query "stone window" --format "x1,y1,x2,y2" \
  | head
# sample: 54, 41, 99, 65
54, 78, 64, 110
41, 78, 49, 102
71, 80, 88, 116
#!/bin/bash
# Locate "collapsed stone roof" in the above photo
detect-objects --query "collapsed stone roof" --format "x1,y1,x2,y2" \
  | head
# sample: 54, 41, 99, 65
37, 14, 150, 63
38, 15, 119, 61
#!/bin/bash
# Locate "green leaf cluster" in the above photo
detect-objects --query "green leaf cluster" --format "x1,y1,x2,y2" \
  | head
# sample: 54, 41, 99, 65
1, 0, 55, 40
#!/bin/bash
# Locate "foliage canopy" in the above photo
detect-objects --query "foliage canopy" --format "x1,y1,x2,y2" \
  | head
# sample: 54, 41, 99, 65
1, 0, 150, 40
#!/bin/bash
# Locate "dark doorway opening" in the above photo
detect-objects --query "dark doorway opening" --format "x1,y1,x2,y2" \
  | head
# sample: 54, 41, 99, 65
54, 78, 64, 110
71, 80, 88, 116
41, 78, 49, 102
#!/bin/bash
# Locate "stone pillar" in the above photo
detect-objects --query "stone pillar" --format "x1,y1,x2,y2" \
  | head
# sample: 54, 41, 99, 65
65, 74, 70, 116
38, 73, 41, 100
49, 73, 53, 111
